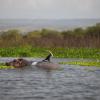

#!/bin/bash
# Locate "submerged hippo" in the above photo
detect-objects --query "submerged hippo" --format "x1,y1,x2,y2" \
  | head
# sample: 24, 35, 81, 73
6, 51, 60, 69
6, 58, 29, 68
32, 51, 60, 70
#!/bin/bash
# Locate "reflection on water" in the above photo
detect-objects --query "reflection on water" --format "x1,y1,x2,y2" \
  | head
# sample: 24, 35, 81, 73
0, 58, 100, 100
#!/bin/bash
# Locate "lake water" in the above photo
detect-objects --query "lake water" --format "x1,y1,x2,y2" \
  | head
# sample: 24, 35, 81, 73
0, 58, 100, 100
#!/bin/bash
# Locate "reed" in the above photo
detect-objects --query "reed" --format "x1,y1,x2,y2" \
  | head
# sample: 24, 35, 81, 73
0, 23, 100, 48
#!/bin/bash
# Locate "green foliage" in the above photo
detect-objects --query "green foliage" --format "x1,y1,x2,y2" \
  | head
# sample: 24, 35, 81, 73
26, 31, 41, 38
86, 24, 100, 37
59, 61, 100, 67
1, 30, 21, 40
40, 29, 60, 38
73, 28, 85, 36
0, 65, 14, 69
0, 23, 100, 48
61, 30, 73, 38
0, 47, 100, 59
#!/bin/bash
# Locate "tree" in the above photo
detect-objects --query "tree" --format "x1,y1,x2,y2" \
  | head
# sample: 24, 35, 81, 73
1, 30, 22, 40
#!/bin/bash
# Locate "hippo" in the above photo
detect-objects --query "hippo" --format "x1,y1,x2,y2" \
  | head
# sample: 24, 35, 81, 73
6, 58, 29, 68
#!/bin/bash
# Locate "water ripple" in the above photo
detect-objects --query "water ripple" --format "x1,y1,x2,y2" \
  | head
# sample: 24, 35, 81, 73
0, 58, 100, 100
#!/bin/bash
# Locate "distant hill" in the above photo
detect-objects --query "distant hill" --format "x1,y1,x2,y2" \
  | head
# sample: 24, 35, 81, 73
0, 19, 100, 32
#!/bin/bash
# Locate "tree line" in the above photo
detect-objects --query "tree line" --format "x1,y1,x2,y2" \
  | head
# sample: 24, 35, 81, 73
0, 23, 100, 48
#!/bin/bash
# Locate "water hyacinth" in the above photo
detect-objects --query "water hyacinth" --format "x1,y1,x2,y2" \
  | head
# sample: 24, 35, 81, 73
0, 66, 14, 69
59, 61, 100, 67
0, 47, 100, 59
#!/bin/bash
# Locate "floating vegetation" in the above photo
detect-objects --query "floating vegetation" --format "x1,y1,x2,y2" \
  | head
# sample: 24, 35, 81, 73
0, 47, 100, 59
0, 65, 14, 69
0, 63, 14, 69
59, 61, 100, 67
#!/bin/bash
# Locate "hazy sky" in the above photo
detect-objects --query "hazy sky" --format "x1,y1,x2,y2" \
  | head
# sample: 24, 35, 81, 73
0, 0, 100, 19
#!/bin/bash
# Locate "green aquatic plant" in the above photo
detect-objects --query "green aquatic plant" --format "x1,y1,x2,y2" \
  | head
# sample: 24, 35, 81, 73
0, 65, 14, 69
0, 63, 14, 69
0, 47, 100, 59
59, 61, 100, 67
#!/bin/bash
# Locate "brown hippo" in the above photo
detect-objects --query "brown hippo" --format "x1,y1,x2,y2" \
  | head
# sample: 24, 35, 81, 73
32, 51, 60, 70
6, 58, 29, 68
